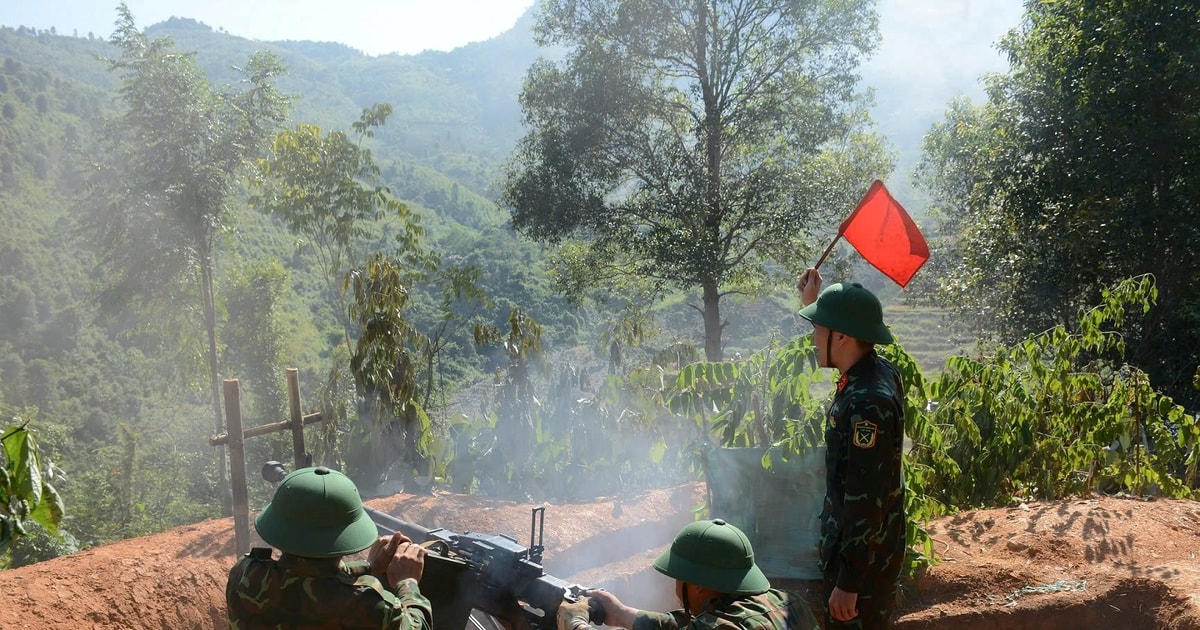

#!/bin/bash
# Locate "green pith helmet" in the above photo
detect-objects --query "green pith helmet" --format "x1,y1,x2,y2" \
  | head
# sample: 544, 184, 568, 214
652, 519, 770, 595
254, 466, 378, 558
797, 282, 894, 345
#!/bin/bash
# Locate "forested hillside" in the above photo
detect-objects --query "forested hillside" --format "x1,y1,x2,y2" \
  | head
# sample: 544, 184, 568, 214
0, 12, 591, 561
0, 14, 558, 357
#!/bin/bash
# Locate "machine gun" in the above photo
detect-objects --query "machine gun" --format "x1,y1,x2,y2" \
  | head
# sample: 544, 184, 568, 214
262, 462, 603, 630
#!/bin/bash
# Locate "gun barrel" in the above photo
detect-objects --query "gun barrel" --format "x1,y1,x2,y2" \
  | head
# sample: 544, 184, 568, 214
363, 506, 435, 542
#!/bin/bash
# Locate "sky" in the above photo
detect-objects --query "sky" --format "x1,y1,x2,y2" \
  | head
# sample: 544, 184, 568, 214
867, 0, 1024, 95
0, 0, 539, 56
2, 1, 1024, 65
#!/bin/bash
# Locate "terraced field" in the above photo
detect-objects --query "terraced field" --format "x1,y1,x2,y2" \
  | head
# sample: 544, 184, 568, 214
884, 304, 975, 375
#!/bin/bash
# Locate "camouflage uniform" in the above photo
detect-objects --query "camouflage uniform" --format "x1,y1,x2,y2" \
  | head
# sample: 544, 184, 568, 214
817, 350, 906, 629
631, 588, 818, 630
226, 548, 433, 630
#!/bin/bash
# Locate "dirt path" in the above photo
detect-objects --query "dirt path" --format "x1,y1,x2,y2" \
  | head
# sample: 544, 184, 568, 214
1, 488, 1198, 629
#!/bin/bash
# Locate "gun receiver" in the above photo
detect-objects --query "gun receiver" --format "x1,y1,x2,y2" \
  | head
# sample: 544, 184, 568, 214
364, 505, 602, 630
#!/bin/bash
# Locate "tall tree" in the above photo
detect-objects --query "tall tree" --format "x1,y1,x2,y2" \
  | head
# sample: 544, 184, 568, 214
252, 104, 424, 353
916, 0, 1200, 409
88, 3, 290, 504
502, 0, 889, 360
344, 254, 432, 490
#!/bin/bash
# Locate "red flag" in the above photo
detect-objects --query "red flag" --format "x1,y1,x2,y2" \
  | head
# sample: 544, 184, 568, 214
837, 180, 929, 288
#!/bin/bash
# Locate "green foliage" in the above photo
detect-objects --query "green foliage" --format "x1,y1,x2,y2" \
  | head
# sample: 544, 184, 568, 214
3, 0, 1195, 585
254, 104, 465, 493
222, 260, 290, 425
452, 310, 699, 500
254, 111, 398, 269
669, 336, 828, 451
0, 10, 576, 559
470, 308, 548, 496
874, 342, 943, 582
62, 434, 221, 545
252, 104, 429, 351
5, 521, 79, 568
252, 102, 436, 398
91, 5, 290, 317
915, 0, 1200, 411
669, 335, 940, 577
344, 254, 434, 489
910, 276, 1199, 508
414, 264, 493, 412
0, 410, 65, 552
85, 5, 293, 501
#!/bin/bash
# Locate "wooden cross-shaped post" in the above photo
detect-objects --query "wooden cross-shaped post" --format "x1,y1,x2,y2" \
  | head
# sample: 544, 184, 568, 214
210, 368, 324, 556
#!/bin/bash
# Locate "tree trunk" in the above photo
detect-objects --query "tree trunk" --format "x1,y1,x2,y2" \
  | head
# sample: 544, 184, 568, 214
702, 279, 723, 361
201, 253, 230, 516
697, 1, 723, 364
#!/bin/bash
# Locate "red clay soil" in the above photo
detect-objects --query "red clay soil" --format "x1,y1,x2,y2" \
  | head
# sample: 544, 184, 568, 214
1, 487, 1198, 630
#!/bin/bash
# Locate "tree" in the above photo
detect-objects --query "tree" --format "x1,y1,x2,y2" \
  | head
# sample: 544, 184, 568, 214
472, 308, 547, 498
344, 254, 432, 490
252, 104, 425, 353
916, 0, 1200, 410
502, 0, 890, 360
253, 104, 459, 490
87, 3, 290, 505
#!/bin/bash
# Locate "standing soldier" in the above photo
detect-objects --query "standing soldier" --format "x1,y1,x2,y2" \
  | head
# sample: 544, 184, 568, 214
797, 269, 906, 629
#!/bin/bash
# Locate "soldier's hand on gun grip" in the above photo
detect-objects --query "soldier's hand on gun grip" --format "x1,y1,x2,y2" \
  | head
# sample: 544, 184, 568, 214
582, 589, 636, 630
367, 532, 403, 576
556, 597, 591, 630
385, 534, 426, 588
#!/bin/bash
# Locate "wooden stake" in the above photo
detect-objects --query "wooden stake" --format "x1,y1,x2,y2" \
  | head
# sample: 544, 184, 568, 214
286, 368, 307, 471
223, 379, 250, 557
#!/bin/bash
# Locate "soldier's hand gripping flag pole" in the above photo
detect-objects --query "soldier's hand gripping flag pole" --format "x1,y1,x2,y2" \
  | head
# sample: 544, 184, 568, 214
813, 179, 930, 288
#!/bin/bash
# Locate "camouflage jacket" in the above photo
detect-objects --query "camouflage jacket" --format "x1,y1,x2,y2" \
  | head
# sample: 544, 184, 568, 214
817, 350, 907, 594
226, 549, 433, 630
631, 588, 818, 630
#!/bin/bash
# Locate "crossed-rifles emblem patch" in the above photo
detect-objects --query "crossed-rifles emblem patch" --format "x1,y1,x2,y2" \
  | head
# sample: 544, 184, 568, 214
852, 419, 878, 449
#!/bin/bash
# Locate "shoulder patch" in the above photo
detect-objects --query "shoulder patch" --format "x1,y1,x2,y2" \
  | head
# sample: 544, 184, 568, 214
852, 419, 878, 449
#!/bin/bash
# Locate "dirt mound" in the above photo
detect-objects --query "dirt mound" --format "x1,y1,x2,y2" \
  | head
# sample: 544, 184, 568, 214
892, 495, 1200, 629
1, 489, 1198, 630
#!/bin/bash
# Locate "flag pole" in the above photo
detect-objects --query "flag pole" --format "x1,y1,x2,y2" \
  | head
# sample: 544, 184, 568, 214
813, 234, 841, 269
